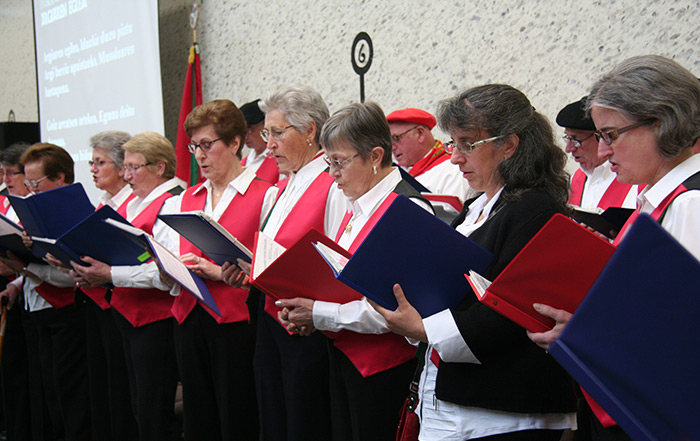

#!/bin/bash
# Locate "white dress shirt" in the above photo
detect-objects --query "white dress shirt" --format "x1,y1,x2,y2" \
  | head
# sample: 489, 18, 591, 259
98, 184, 132, 210
634, 153, 700, 261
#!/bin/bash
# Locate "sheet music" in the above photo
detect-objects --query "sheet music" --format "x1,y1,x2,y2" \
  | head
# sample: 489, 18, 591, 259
147, 237, 204, 301
252, 232, 286, 280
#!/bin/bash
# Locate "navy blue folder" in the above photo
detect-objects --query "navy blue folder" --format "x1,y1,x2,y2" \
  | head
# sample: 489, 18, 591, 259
32, 206, 153, 267
7, 183, 95, 238
0, 212, 43, 263
157, 212, 252, 265
327, 195, 493, 317
549, 214, 700, 441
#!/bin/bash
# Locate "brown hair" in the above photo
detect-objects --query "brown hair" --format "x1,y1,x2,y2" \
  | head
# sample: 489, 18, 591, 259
184, 99, 247, 159
20, 143, 75, 183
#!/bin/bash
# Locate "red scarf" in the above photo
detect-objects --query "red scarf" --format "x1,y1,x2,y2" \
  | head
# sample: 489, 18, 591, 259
409, 140, 450, 177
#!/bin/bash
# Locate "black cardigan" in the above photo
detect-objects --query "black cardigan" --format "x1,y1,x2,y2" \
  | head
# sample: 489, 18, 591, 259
435, 190, 577, 413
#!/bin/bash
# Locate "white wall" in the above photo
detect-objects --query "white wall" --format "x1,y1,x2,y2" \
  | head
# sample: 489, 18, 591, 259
3, 0, 700, 162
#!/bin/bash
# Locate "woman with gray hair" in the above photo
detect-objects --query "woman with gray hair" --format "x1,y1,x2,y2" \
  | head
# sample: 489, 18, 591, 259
529, 55, 700, 440
221, 84, 347, 440
372, 84, 577, 440
78, 130, 139, 440
71, 131, 186, 441
275, 101, 432, 441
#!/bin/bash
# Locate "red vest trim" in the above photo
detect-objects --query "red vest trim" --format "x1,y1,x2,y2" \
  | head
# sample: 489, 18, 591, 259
110, 190, 179, 327
81, 193, 136, 310
569, 169, 634, 209
0, 195, 9, 216
253, 156, 280, 185
263, 172, 335, 319
172, 179, 271, 324
330, 192, 417, 377
35, 283, 75, 309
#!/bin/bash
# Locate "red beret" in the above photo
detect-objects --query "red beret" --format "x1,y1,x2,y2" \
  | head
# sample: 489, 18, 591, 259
386, 108, 436, 130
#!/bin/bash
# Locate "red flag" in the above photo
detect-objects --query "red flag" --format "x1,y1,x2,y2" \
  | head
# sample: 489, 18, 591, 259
175, 43, 203, 186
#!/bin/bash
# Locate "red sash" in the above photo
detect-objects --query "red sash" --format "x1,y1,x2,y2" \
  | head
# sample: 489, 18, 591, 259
328, 192, 417, 377
34, 283, 75, 309
0, 196, 9, 216
81, 192, 136, 310
409, 140, 450, 177
172, 179, 270, 324
263, 172, 335, 319
110, 191, 178, 327
569, 169, 634, 209
243, 155, 279, 185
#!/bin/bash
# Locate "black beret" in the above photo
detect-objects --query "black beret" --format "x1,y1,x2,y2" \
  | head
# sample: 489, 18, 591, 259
555, 96, 596, 131
240, 99, 265, 125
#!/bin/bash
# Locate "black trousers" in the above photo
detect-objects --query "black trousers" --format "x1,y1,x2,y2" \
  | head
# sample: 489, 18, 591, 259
253, 296, 332, 441
78, 291, 138, 441
173, 304, 258, 441
20, 306, 54, 441
31, 305, 91, 441
328, 343, 416, 441
112, 310, 181, 441
1, 304, 32, 440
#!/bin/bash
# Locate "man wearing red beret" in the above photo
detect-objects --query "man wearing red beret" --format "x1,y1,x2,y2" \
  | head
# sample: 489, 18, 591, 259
387, 107, 474, 216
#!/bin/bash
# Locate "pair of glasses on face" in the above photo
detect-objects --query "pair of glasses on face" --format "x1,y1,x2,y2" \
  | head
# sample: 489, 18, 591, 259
187, 137, 223, 154
88, 159, 114, 168
594, 120, 653, 145
24, 176, 47, 188
445, 135, 506, 154
123, 163, 153, 173
323, 153, 360, 171
2, 170, 23, 178
562, 133, 594, 148
260, 125, 295, 143
391, 126, 419, 144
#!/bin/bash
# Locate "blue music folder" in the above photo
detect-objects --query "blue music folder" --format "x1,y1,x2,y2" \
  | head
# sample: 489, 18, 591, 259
327, 195, 493, 318
7, 182, 95, 238
549, 214, 700, 441
35, 206, 154, 267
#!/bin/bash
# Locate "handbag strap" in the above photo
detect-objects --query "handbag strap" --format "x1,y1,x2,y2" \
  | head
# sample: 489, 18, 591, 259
407, 342, 428, 412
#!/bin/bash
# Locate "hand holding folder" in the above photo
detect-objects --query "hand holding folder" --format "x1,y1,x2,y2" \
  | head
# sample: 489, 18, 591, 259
465, 214, 616, 333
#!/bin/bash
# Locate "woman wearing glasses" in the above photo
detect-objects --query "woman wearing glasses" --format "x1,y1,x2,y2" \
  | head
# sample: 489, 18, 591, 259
221, 84, 347, 441
274, 101, 432, 441
372, 84, 578, 440
529, 55, 700, 441
157, 99, 277, 441
71, 131, 186, 441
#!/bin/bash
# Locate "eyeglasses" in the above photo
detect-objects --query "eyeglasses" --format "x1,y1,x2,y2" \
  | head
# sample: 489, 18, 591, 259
594, 120, 653, 145
187, 137, 223, 154
562, 133, 594, 148
391, 126, 419, 144
1, 170, 23, 177
24, 176, 47, 188
445, 135, 506, 154
123, 163, 153, 173
88, 159, 114, 168
260, 125, 294, 143
323, 153, 360, 171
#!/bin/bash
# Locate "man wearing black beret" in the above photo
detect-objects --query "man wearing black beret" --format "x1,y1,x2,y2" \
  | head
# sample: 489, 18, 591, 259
240, 99, 280, 184
557, 97, 637, 209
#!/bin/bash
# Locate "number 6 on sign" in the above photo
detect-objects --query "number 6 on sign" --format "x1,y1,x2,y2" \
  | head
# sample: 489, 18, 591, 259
351, 32, 373, 102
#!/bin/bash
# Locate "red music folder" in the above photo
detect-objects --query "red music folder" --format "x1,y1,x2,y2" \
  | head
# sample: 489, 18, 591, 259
465, 213, 616, 333
249, 229, 362, 304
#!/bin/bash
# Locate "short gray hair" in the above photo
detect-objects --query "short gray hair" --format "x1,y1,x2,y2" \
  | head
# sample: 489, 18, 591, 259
89, 131, 131, 168
586, 55, 700, 158
260, 84, 329, 144
320, 101, 393, 167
